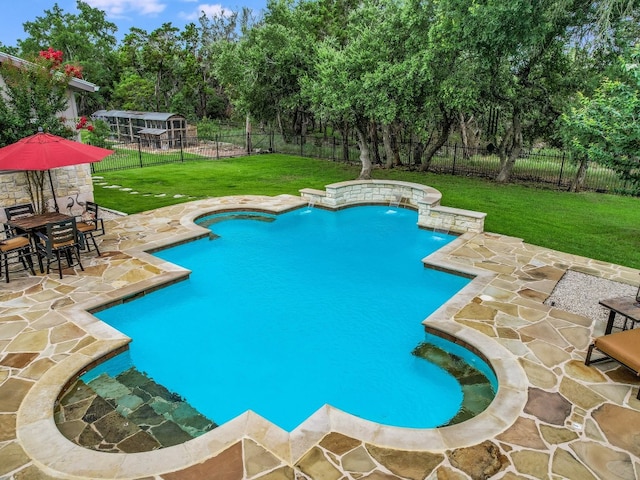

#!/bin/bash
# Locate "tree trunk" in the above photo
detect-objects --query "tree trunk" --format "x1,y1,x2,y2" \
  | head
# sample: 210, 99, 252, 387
391, 124, 401, 166
496, 109, 523, 183
370, 121, 381, 165
382, 123, 394, 168
570, 158, 589, 192
459, 112, 480, 159
420, 111, 453, 172
300, 112, 308, 144
276, 111, 284, 137
460, 112, 470, 159
341, 121, 350, 162
245, 114, 252, 154
25, 171, 47, 214
354, 124, 372, 179
412, 135, 425, 168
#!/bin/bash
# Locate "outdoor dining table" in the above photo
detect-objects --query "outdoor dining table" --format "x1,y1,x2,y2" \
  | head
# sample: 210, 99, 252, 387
8, 212, 73, 246
598, 296, 640, 334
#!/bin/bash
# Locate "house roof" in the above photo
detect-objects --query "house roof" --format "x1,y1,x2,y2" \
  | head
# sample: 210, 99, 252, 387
139, 128, 167, 135
92, 110, 184, 121
0, 51, 99, 93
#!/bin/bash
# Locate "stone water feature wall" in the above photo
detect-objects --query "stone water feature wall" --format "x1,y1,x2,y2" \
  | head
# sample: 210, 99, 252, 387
0, 164, 94, 222
300, 179, 486, 234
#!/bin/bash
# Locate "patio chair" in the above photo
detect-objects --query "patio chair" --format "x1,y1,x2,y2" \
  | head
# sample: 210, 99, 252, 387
4, 203, 35, 233
35, 218, 84, 279
0, 224, 36, 283
75, 201, 105, 256
585, 328, 640, 399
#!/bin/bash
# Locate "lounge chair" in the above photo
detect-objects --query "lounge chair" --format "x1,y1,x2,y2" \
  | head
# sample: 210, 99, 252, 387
585, 328, 640, 399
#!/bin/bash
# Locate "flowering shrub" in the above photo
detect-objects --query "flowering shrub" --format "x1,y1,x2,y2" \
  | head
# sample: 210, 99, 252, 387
38, 47, 63, 67
76, 116, 88, 130
76, 118, 109, 146
64, 64, 83, 79
38, 47, 83, 79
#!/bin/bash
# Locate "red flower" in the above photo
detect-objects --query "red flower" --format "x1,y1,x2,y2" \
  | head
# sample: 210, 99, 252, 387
87, 125, 95, 132
64, 64, 83, 79
39, 47, 64, 67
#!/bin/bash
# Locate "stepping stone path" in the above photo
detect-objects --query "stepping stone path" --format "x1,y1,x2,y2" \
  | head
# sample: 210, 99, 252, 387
92, 176, 196, 201
55, 368, 216, 453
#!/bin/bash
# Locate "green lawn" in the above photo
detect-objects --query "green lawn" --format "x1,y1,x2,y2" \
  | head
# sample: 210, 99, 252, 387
93, 154, 640, 270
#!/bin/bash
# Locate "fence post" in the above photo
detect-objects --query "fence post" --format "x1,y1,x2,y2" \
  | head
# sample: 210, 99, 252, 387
138, 137, 143, 168
179, 134, 184, 162
452, 143, 457, 175
301, 135, 304, 156
215, 134, 219, 160
558, 152, 565, 187
333, 137, 336, 161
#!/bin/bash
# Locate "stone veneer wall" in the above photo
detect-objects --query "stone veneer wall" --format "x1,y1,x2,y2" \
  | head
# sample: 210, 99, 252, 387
300, 179, 486, 234
0, 164, 94, 222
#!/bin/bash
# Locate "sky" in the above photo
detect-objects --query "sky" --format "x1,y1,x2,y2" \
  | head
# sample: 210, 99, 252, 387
0, 0, 266, 48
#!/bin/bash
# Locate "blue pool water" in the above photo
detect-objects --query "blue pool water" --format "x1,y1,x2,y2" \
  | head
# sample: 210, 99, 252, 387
94, 206, 480, 431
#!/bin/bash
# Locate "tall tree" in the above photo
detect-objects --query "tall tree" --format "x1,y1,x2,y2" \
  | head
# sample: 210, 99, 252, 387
0, 51, 73, 145
443, 0, 596, 183
0, 50, 79, 212
216, 0, 312, 131
560, 45, 640, 192
18, 1, 119, 115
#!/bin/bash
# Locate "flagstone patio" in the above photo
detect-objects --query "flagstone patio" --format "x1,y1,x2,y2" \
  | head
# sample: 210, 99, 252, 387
1, 193, 639, 479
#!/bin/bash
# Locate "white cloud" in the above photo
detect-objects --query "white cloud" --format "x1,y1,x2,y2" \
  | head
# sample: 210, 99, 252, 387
180, 3, 228, 21
86, 0, 166, 17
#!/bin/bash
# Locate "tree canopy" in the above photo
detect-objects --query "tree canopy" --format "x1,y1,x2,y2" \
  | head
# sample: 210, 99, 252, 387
2, 0, 638, 186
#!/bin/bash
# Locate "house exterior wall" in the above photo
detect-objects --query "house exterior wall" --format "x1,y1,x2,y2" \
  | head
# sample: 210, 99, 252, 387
0, 51, 99, 221
0, 165, 94, 222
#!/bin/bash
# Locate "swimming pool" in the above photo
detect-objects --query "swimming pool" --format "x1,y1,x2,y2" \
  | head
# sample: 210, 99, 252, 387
92, 205, 495, 431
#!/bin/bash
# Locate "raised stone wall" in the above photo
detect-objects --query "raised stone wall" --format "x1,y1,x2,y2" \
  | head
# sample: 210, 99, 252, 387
417, 204, 486, 234
300, 180, 486, 234
0, 164, 94, 222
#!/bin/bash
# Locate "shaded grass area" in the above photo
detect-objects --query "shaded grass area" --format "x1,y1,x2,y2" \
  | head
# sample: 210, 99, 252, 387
93, 154, 640, 269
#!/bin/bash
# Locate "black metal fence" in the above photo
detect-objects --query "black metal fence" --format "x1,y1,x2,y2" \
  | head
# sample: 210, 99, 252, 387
90, 133, 635, 196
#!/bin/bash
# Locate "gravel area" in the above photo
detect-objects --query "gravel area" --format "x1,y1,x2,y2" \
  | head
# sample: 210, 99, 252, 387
545, 270, 637, 327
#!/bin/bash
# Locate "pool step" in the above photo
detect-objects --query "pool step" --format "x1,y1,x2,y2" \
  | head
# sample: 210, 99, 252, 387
55, 368, 216, 453
411, 342, 495, 426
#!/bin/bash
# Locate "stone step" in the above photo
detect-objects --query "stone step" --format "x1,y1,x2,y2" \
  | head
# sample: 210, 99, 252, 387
55, 367, 216, 453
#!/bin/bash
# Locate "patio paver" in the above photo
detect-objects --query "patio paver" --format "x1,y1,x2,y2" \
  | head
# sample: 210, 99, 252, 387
1, 193, 639, 479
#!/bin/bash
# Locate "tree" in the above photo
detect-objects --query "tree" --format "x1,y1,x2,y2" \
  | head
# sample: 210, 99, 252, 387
0, 49, 79, 212
443, 0, 596, 183
560, 45, 640, 192
18, 1, 119, 115
215, 0, 315, 133
0, 50, 74, 145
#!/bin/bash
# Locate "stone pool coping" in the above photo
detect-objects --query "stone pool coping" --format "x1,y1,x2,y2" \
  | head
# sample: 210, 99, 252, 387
16, 202, 527, 478
3, 190, 640, 479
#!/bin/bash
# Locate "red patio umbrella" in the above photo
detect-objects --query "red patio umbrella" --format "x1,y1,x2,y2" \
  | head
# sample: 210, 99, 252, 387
0, 130, 114, 212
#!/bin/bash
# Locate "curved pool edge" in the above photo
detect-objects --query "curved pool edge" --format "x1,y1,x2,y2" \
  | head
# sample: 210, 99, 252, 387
17, 313, 524, 479
15, 221, 528, 479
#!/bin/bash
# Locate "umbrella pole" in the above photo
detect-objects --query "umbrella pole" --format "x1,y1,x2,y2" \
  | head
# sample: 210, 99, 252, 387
47, 170, 60, 212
